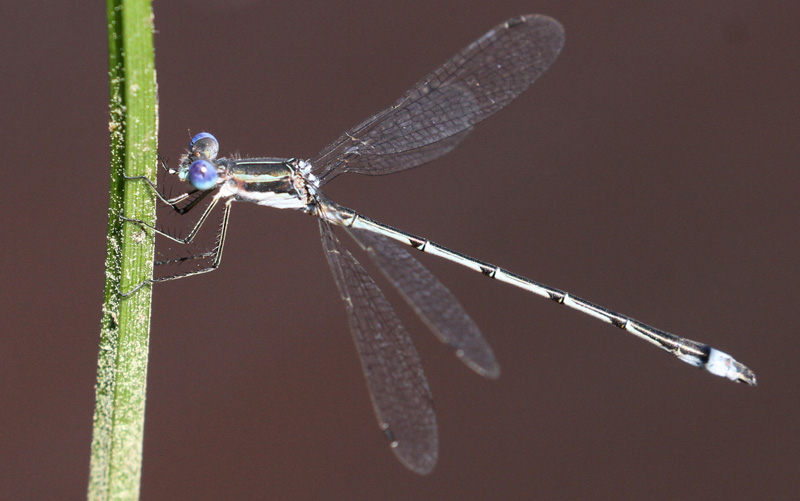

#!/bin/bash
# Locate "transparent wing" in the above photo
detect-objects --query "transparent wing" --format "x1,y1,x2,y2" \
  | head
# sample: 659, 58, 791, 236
351, 228, 500, 378
310, 14, 565, 183
319, 219, 438, 474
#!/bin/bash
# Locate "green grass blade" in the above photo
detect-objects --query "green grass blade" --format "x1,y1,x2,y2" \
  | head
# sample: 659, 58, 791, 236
89, 0, 158, 498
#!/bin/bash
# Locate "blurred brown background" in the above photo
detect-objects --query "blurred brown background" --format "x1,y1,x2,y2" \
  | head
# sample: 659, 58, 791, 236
1, 1, 798, 498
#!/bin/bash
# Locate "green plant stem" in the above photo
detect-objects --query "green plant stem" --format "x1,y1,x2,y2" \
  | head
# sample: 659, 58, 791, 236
89, 0, 157, 498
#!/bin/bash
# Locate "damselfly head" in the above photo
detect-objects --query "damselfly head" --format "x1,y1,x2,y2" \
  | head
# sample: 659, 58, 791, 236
176, 132, 222, 190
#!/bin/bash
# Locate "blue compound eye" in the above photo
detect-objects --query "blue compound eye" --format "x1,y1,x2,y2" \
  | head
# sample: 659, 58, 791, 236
190, 132, 219, 160
188, 159, 218, 190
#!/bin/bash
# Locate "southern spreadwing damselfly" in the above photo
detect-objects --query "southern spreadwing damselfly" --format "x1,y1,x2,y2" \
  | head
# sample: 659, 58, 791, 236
124, 14, 756, 474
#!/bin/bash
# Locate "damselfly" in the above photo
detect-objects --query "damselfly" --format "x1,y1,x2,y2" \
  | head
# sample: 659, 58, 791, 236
125, 15, 756, 474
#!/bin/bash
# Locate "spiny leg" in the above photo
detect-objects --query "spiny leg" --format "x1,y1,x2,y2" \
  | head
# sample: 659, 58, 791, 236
124, 169, 211, 214
120, 187, 233, 295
